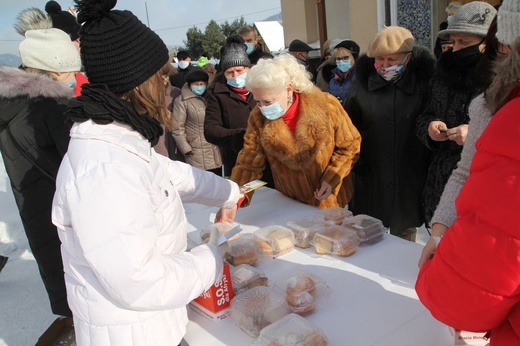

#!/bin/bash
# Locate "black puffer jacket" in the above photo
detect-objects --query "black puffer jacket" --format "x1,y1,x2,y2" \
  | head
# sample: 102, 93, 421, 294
0, 66, 72, 316
416, 51, 488, 224
344, 46, 435, 232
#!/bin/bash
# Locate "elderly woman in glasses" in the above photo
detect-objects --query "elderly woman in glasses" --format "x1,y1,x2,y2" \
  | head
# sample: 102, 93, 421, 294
328, 39, 360, 103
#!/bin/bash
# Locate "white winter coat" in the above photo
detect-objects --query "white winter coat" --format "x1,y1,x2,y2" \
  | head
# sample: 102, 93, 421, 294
52, 120, 240, 346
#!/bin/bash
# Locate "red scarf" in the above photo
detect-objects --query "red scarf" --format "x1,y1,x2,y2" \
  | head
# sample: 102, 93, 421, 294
282, 92, 300, 133
229, 86, 249, 100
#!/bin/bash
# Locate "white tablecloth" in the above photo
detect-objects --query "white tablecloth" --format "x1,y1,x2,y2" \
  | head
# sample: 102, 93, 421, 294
183, 187, 451, 346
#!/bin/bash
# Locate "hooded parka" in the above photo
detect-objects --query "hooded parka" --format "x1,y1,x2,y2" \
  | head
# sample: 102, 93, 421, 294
172, 84, 222, 170
0, 66, 73, 316
343, 46, 435, 232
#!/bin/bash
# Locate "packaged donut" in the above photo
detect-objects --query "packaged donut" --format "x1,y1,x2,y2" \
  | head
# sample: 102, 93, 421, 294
316, 206, 353, 225
254, 225, 295, 257
275, 271, 332, 316
252, 313, 329, 346
286, 217, 323, 248
342, 214, 386, 245
230, 286, 289, 337
230, 264, 269, 295
224, 234, 263, 266
311, 225, 360, 256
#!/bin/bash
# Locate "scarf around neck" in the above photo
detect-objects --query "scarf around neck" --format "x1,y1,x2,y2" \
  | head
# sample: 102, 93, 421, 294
66, 84, 163, 146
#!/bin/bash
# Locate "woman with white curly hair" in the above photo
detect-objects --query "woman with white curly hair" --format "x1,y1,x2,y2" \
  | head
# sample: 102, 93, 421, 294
216, 53, 361, 222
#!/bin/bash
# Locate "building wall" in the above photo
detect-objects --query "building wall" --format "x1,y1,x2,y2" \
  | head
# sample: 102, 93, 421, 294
324, 1, 350, 42
348, 0, 380, 53
281, 0, 319, 47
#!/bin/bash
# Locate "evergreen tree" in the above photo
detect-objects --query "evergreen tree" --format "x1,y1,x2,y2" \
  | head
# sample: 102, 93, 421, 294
203, 20, 225, 59
220, 16, 248, 38
184, 26, 204, 59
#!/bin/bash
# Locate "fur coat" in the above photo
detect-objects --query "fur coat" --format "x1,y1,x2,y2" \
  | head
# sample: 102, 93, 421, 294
231, 87, 361, 209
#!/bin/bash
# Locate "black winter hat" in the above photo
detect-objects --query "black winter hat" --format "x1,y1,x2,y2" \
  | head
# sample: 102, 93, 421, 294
219, 35, 251, 71
186, 70, 209, 84
75, 0, 168, 94
334, 39, 361, 60
46, 1, 81, 41
288, 39, 313, 52
176, 50, 190, 60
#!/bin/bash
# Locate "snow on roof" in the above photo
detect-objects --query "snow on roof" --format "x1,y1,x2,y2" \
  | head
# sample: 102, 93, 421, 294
254, 21, 285, 53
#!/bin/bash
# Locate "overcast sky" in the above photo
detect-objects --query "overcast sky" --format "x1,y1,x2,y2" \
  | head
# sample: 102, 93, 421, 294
0, 0, 281, 56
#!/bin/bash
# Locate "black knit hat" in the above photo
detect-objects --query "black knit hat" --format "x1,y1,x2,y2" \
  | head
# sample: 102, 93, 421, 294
75, 0, 169, 94
46, 1, 81, 41
334, 39, 361, 60
219, 35, 251, 71
186, 70, 209, 84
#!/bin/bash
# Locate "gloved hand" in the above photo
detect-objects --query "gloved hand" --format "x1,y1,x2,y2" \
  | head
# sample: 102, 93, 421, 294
207, 227, 225, 284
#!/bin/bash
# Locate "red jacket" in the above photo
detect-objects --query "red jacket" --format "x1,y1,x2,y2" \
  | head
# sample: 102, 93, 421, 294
416, 97, 520, 346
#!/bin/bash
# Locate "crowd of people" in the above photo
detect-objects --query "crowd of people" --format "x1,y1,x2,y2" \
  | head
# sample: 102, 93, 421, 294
0, 0, 518, 345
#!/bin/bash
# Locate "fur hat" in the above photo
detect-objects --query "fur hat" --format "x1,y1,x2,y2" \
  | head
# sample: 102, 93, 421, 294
15, 8, 81, 72
289, 39, 313, 52
219, 35, 251, 71
186, 70, 209, 84
76, 0, 169, 94
367, 26, 414, 57
334, 39, 361, 60
438, 1, 497, 40
45, 1, 81, 41
496, 0, 520, 45
14, 8, 52, 36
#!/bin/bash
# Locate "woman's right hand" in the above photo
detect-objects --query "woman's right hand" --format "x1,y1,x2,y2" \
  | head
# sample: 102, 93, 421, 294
215, 204, 238, 223
428, 121, 449, 142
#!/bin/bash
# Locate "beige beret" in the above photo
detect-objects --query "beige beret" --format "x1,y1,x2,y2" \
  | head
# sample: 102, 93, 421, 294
367, 26, 414, 57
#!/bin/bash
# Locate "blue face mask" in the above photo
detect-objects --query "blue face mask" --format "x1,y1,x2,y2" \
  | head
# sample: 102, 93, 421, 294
68, 77, 76, 89
336, 59, 352, 73
260, 102, 285, 120
245, 43, 255, 55
191, 85, 206, 96
226, 72, 248, 88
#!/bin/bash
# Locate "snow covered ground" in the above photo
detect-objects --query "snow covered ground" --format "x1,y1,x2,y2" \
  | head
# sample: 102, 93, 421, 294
0, 155, 56, 346
0, 154, 430, 345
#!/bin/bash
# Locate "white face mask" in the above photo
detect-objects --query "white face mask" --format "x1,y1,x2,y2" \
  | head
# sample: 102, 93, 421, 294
178, 60, 190, 69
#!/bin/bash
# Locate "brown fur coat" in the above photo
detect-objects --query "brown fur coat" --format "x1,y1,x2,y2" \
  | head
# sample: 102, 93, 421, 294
231, 87, 361, 208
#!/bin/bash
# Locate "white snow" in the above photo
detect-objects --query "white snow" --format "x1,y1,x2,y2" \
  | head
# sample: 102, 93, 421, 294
0, 154, 56, 346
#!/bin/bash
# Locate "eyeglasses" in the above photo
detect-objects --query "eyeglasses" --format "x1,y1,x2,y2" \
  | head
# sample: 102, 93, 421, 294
335, 56, 351, 62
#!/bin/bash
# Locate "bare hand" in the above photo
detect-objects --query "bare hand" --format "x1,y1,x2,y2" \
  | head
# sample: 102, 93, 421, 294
428, 121, 449, 142
446, 124, 468, 146
314, 181, 332, 201
215, 204, 238, 223
418, 223, 448, 268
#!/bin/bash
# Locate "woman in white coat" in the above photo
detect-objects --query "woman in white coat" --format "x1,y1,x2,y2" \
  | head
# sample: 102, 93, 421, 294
51, 1, 241, 345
